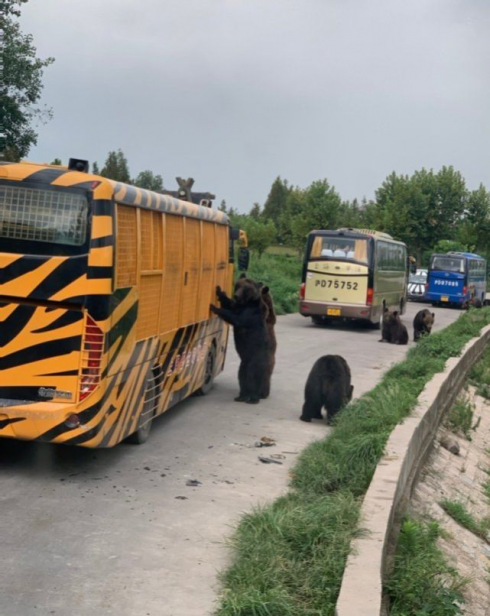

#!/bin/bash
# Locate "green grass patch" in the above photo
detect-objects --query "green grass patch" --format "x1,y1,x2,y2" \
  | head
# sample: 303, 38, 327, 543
447, 393, 477, 440
216, 307, 490, 615
440, 500, 490, 542
385, 518, 466, 615
245, 252, 302, 315
469, 346, 490, 399
265, 245, 299, 257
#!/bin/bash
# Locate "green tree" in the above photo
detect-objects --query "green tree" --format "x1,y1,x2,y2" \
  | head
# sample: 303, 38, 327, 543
92, 161, 100, 175
262, 177, 290, 227
458, 185, 490, 254
133, 170, 164, 191
100, 149, 131, 183
289, 179, 342, 251
2, 1, 55, 161
218, 199, 227, 213
249, 203, 262, 220
278, 187, 304, 245
50, 158, 62, 165
240, 218, 277, 257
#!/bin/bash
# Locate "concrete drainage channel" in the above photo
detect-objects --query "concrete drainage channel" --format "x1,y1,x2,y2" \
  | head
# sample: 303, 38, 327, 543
335, 324, 490, 616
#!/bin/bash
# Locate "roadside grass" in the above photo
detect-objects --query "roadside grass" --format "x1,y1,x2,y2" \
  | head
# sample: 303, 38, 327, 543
469, 346, 490, 399
440, 500, 490, 543
447, 392, 477, 440
385, 518, 467, 615
245, 252, 302, 315
217, 308, 490, 615
265, 245, 299, 257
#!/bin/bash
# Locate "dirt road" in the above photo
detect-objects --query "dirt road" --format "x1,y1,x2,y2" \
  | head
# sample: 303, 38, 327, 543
0, 303, 460, 616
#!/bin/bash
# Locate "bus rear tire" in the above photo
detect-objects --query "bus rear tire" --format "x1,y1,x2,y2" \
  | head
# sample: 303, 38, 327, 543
195, 344, 216, 396
126, 372, 158, 445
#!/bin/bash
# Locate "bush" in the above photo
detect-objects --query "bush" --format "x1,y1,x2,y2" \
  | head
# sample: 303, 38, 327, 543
244, 252, 302, 315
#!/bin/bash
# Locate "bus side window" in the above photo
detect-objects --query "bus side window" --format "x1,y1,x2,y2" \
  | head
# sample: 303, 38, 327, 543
137, 210, 163, 340
160, 214, 184, 333
116, 205, 137, 288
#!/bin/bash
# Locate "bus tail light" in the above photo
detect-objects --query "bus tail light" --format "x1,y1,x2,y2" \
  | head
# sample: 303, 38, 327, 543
463, 286, 468, 296
366, 288, 374, 306
80, 316, 104, 401
300, 283, 305, 300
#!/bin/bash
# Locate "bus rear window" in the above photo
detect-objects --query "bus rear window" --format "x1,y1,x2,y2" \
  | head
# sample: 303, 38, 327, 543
310, 236, 369, 264
431, 256, 465, 274
0, 185, 89, 247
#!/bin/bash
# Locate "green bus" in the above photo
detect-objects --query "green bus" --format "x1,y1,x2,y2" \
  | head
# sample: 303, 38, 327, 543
299, 228, 408, 327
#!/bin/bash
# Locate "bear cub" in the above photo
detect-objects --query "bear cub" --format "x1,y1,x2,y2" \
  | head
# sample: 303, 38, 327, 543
300, 355, 353, 424
380, 308, 408, 345
413, 309, 435, 342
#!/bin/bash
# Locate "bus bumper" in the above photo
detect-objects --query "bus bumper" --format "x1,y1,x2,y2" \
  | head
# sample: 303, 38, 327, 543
300, 301, 375, 321
0, 399, 100, 446
425, 292, 467, 305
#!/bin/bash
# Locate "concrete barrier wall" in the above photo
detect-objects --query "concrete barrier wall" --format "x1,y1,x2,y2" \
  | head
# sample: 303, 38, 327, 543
335, 324, 490, 616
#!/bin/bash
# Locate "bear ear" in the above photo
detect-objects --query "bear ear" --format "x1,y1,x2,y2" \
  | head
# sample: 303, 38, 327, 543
431, 313, 435, 318
239, 273, 247, 280
383, 306, 389, 313
261, 286, 270, 295
393, 311, 399, 317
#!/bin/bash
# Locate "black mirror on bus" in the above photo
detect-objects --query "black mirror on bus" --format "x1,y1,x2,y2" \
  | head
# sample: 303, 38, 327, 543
238, 247, 250, 271
230, 227, 240, 241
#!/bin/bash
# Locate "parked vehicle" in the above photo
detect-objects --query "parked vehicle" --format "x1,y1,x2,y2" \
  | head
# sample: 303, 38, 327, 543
408, 269, 428, 301
425, 252, 486, 307
299, 228, 408, 327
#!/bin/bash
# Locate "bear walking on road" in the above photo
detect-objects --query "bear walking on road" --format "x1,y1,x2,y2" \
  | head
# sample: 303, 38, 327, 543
300, 355, 353, 424
380, 308, 409, 345
413, 309, 435, 342
211, 276, 272, 404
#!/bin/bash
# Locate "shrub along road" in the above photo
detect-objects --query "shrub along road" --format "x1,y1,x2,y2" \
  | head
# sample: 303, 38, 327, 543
0, 303, 460, 616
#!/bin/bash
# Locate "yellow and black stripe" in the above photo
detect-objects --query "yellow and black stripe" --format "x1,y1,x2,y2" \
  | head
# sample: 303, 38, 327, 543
0, 162, 231, 447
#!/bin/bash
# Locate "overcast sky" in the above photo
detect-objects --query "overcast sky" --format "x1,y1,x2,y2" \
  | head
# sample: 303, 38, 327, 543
21, 0, 490, 211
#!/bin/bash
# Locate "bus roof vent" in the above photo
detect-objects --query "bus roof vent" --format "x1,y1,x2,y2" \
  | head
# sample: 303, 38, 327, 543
68, 158, 89, 173
338, 228, 393, 240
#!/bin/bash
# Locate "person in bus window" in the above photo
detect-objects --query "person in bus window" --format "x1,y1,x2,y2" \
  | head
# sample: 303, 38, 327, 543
343, 245, 354, 259
333, 246, 346, 258
321, 247, 333, 256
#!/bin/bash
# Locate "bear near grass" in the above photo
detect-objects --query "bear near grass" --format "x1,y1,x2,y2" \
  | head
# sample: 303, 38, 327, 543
211, 276, 270, 404
464, 297, 483, 310
300, 355, 353, 424
413, 309, 435, 342
380, 308, 409, 345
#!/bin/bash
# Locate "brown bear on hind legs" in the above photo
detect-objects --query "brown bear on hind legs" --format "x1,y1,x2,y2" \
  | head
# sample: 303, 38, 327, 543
212, 276, 274, 404
379, 308, 408, 345
300, 355, 353, 424
257, 282, 277, 399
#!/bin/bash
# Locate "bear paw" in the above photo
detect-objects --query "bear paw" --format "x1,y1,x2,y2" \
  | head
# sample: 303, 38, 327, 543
299, 415, 312, 423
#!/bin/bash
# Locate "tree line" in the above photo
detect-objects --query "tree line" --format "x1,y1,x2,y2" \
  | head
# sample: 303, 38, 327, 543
224, 169, 490, 264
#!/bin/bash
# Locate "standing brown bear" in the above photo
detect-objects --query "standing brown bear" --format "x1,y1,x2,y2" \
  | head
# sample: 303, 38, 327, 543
257, 282, 277, 399
211, 275, 274, 404
413, 309, 435, 342
380, 308, 409, 345
300, 355, 353, 424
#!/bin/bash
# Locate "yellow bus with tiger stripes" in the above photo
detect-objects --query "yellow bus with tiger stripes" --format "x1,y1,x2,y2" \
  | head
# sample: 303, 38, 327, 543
0, 158, 242, 447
